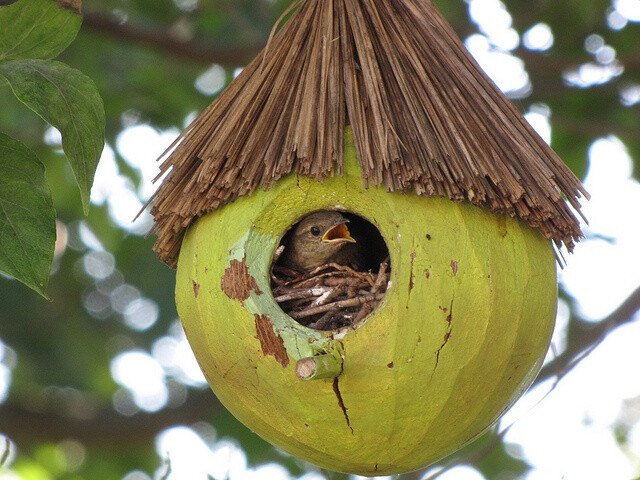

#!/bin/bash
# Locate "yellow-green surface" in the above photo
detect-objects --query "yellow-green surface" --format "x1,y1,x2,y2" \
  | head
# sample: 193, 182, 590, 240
176, 130, 557, 475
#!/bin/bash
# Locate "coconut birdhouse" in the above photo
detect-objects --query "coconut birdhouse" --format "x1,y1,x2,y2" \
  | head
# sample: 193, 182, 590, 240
149, 0, 587, 475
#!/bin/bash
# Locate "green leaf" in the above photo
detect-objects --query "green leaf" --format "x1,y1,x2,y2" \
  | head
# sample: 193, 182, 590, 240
0, 59, 105, 214
0, 0, 82, 63
0, 132, 56, 297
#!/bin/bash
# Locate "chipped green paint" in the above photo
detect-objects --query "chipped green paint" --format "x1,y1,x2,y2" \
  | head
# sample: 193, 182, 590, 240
176, 128, 557, 475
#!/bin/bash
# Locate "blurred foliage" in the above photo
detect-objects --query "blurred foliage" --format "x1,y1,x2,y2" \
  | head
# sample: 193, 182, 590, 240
0, 0, 639, 479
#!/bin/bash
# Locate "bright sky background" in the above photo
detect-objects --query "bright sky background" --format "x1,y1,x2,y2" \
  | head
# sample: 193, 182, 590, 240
2, 0, 640, 479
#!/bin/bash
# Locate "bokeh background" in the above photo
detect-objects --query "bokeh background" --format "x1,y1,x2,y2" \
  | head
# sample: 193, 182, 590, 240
1, 0, 640, 479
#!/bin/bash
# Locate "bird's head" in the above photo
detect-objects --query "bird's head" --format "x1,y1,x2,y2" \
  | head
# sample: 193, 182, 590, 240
289, 211, 356, 270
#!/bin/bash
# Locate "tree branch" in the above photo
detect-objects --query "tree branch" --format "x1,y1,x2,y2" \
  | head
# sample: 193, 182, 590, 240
81, 11, 262, 66
80, 9, 640, 78
535, 285, 640, 387
0, 388, 221, 448
553, 114, 640, 140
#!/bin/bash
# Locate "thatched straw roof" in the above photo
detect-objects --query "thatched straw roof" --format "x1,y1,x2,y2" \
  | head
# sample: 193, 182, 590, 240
149, 0, 588, 268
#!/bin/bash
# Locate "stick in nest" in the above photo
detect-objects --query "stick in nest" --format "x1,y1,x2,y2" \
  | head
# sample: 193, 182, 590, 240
271, 259, 390, 331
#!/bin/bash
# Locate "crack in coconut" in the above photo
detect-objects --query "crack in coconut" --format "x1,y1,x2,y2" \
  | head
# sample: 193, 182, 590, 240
432, 297, 455, 376
332, 376, 353, 435
254, 314, 289, 368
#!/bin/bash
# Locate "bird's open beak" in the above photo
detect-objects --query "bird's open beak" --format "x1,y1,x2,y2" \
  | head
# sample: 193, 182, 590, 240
322, 222, 356, 243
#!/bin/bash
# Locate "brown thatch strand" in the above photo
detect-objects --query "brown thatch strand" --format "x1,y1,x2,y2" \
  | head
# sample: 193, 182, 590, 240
149, 0, 588, 268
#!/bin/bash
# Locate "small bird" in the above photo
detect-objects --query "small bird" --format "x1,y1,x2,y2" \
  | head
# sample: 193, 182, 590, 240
279, 211, 359, 272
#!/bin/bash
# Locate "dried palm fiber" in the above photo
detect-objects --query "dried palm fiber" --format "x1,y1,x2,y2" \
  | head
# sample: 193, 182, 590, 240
149, 0, 589, 268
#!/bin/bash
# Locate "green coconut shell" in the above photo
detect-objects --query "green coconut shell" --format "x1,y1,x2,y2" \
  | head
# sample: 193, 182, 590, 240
175, 129, 557, 475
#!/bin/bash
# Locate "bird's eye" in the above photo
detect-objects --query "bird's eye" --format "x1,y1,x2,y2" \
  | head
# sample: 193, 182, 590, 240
310, 226, 321, 236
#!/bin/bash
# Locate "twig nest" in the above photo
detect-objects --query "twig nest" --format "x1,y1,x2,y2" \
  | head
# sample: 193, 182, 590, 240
176, 131, 557, 475
271, 262, 390, 330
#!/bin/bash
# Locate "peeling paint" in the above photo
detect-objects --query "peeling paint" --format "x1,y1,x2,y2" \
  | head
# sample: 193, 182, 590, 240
221, 254, 263, 305
409, 251, 417, 290
254, 314, 289, 367
450, 260, 459, 276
